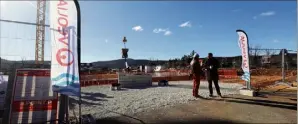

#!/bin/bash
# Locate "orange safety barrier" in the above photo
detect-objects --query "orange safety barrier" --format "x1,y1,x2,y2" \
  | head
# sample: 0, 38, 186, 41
79, 69, 238, 87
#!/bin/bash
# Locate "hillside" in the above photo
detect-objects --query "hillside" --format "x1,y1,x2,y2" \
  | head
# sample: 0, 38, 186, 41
1, 53, 296, 70
0, 58, 167, 70
0, 58, 51, 71
91, 58, 167, 69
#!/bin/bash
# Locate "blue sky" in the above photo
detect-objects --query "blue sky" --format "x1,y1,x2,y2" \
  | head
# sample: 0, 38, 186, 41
0, 1, 296, 62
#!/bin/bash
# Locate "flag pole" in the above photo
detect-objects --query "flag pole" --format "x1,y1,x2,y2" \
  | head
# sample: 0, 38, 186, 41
73, 0, 82, 123
236, 29, 251, 90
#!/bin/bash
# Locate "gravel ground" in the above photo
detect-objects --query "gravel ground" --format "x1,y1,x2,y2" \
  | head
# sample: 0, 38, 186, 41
69, 81, 244, 119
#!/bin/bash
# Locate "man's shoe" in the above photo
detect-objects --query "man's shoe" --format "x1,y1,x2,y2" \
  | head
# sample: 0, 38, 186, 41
209, 94, 213, 97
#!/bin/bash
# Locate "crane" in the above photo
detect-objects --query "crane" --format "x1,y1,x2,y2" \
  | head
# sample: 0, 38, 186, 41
35, 0, 46, 65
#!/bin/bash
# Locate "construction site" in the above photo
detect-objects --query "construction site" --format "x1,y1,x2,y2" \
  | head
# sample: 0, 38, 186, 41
0, 1, 297, 124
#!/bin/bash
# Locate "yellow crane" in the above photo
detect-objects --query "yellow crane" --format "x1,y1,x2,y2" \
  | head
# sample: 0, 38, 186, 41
35, 0, 46, 65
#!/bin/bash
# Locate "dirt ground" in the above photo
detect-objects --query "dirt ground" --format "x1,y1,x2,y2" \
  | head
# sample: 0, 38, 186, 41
221, 75, 297, 89
96, 86, 297, 124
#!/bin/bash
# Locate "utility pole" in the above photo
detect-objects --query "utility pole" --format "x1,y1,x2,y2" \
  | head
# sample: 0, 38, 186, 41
281, 49, 285, 82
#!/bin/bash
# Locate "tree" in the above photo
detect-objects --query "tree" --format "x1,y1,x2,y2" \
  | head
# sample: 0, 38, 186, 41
148, 57, 156, 66
189, 50, 196, 58
20, 56, 26, 68
249, 44, 262, 67
221, 57, 228, 68
265, 49, 276, 56
168, 59, 173, 68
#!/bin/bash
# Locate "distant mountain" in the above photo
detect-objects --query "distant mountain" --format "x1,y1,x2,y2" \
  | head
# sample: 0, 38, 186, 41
0, 58, 167, 70
0, 58, 51, 71
91, 58, 167, 69
0, 56, 244, 70
1, 53, 295, 71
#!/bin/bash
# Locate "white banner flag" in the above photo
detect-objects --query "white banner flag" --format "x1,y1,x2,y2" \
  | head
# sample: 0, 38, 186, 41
236, 30, 250, 83
50, 0, 80, 96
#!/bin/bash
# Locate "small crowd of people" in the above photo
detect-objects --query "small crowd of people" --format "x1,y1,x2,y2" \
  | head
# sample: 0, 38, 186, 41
190, 52, 222, 98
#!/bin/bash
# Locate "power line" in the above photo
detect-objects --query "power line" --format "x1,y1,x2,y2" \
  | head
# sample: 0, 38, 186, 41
0, 19, 50, 27
249, 48, 297, 52
0, 37, 50, 42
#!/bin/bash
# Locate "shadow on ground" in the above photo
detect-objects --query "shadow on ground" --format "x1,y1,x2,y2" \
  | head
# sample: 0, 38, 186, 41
258, 91, 297, 98
166, 84, 237, 91
69, 92, 113, 109
96, 117, 239, 124
198, 95, 297, 110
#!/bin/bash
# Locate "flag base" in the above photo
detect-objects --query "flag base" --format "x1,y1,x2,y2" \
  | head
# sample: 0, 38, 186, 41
239, 89, 255, 97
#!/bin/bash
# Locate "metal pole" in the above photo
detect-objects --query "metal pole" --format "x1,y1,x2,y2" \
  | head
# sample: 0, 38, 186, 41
73, 0, 82, 123
282, 49, 285, 82
65, 97, 69, 124
247, 36, 251, 90
58, 95, 66, 123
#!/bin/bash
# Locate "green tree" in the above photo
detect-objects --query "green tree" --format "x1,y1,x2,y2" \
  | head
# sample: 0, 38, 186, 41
190, 50, 195, 57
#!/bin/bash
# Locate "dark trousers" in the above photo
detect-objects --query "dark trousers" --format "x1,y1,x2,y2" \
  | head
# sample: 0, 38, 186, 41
208, 79, 221, 96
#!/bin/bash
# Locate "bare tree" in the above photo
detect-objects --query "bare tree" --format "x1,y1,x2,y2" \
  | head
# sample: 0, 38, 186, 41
253, 44, 262, 56
20, 56, 26, 68
265, 49, 276, 56
249, 44, 262, 67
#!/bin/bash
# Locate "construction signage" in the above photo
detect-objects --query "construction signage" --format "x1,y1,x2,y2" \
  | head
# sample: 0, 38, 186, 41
10, 69, 58, 124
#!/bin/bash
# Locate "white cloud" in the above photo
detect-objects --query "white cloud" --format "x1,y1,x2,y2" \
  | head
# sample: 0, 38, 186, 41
253, 11, 275, 20
179, 21, 192, 28
153, 28, 167, 33
153, 28, 172, 36
164, 31, 172, 36
132, 26, 143, 32
260, 11, 275, 16
273, 39, 279, 43
105, 39, 108, 43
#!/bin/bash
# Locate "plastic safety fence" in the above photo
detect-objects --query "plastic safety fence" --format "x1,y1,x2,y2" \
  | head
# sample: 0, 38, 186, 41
79, 69, 238, 87
218, 69, 238, 79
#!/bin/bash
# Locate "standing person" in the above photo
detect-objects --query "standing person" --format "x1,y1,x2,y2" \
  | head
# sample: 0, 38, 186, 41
190, 53, 201, 98
204, 53, 222, 98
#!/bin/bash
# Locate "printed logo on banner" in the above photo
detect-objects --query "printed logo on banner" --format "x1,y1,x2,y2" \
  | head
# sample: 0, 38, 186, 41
236, 30, 251, 83
50, 1, 80, 96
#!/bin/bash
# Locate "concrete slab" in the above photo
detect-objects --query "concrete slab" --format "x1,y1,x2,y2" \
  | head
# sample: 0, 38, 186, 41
240, 89, 256, 97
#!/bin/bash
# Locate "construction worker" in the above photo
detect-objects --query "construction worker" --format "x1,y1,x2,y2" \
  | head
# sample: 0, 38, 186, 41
190, 53, 201, 97
204, 53, 222, 98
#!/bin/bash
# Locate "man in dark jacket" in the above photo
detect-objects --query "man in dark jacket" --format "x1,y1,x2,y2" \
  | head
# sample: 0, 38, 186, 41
204, 53, 222, 98
190, 53, 201, 97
